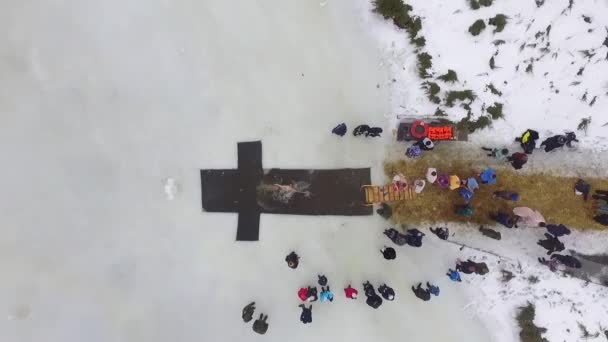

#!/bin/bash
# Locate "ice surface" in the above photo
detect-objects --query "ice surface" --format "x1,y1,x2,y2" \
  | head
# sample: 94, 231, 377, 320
0, 0, 491, 341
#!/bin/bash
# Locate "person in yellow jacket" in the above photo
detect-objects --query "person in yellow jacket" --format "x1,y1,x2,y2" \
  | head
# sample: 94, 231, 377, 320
449, 175, 461, 190
515, 129, 539, 154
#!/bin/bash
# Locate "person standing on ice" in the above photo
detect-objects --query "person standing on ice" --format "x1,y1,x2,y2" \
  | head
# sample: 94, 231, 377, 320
480, 168, 497, 185
252, 313, 269, 335
507, 152, 528, 170
381, 246, 397, 260
319, 286, 334, 303
242, 302, 256, 323
317, 275, 328, 286
378, 284, 395, 301
285, 251, 300, 269
331, 123, 347, 137
446, 269, 462, 282
481, 147, 509, 160
344, 285, 358, 300
411, 283, 431, 301
550, 254, 582, 268
363, 281, 383, 309
405, 228, 425, 247
298, 287, 309, 302
426, 282, 440, 296
299, 304, 312, 324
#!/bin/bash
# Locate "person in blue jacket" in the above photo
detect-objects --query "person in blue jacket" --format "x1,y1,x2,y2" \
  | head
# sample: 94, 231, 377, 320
480, 168, 497, 185
446, 269, 462, 282
426, 282, 440, 296
319, 286, 334, 303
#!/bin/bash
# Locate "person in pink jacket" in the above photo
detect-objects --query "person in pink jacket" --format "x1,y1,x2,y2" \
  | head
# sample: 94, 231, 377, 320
513, 207, 545, 227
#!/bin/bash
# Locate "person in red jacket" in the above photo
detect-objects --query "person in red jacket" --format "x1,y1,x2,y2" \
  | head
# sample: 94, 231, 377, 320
298, 287, 309, 301
344, 285, 358, 299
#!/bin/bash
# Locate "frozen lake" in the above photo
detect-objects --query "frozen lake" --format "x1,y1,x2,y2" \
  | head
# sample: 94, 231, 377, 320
0, 0, 490, 341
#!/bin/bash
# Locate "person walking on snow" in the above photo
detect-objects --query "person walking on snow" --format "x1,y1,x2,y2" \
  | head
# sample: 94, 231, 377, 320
481, 147, 509, 160
538, 257, 560, 272
344, 285, 358, 300
305, 286, 318, 302
430, 227, 449, 240
545, 224, 571, 237
319, 286, 334, 303
515, 129, 539, 154
299, 304, 312, 324
479, 226, 501, 240
405, 228, 425, 247
426, 282, 440, 296
507, 152, 528, 170
381, 246, 397, 260
317, 275, 328, 286
446, 269, 462, 282
550, 254, 582, 268
537, 233, 565, 255
378, 284, 395, 301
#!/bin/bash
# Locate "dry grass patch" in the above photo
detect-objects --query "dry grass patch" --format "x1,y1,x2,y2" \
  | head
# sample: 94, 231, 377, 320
383, 146, 608, 230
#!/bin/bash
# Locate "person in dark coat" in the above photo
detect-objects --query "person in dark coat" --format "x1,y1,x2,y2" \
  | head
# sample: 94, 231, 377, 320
384, 228, 408, 246
490, 211, 517, 228
550, 254, 582, 268
353, 125, 370, 136
331, 123, 347, 137
285, 251, 300, 269
376, 203, 393, 219
298, 304, 312, 324
493, 190, 519, 201
479, 226, 501, 240
507, 152, 528, 170
252, 314, 269, 334
242, 302, 255, 323
363, 281, 383, 309
412, 283, 431, 301
515, 129, 539, 154
378, 284, 395, 301
405, 233, 424, 247
592, 190, 608, 200
537, 233, 565, 255
306, 286, 318, 302
381, 246, 397, 260
574, 179, 590, 201
317, 275, 328, 286
430, 227, 449, 240
541, 132, 578, 152
545, 224, 571, 237
594, 214, 608, 226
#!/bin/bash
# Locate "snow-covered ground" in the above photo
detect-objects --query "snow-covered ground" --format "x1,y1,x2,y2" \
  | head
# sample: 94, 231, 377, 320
361, 0, 608, 151
0, 1, 492, 341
